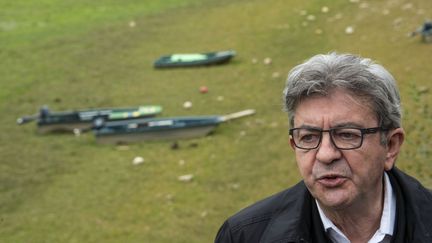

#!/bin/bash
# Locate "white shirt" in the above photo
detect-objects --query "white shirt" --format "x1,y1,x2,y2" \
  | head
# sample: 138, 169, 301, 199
316, 173, 396, 243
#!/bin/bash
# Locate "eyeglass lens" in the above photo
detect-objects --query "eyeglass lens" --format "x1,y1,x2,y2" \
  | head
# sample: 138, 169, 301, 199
291, 128, 363, 149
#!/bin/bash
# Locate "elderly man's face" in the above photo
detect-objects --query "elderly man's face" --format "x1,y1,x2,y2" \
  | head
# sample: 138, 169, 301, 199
291, 88, 402, 210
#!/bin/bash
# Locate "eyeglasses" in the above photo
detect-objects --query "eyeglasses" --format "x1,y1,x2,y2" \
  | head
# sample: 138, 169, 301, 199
289, 127, 388, 150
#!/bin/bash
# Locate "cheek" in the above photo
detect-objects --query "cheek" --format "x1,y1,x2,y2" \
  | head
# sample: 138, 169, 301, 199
295, 151, 315, 177
346, 150, 386, 181
358, 142, 387, 163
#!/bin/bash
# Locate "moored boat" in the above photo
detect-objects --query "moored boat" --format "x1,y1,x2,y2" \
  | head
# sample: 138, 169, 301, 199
17, 105, 163, 133
153, 50, 236, 68
94, 109, 255, 144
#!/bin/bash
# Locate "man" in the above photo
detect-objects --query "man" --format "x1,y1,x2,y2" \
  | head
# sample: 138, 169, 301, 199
215, 53, 432, 243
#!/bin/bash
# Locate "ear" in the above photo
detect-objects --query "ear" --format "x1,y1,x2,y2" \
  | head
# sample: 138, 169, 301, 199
384, 128, 405, 171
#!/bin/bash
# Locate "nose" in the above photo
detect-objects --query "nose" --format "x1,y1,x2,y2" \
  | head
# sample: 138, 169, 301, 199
316, 132, 342, 164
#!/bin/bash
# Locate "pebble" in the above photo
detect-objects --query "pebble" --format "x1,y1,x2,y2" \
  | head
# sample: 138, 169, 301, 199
263, 57, 272, 65
199, 86, 208, 94
345, 26, 355, 34
417, 86, 429, 94
178, 174, 194, 182
321, 6, 329, 13
306, 15, 316, 21
183, 101, 192, 109
73, 128, 81, 136
230, 183, 240, 190
132, 156, 145, 165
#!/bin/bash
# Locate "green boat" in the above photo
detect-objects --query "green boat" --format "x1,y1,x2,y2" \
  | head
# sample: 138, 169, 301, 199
94, 109, 255, 144
153, 50, 236, 68
411, 20, 432, 42
17, 105, 163, 133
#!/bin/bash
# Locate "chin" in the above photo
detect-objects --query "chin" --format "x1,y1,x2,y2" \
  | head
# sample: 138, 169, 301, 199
319, 198, 351, 210
314, 190, 353, 210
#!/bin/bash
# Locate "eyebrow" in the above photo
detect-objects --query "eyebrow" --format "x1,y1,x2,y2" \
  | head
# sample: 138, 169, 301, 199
331, 122, 364, 128
296, 122, 365, 130
297, 125, 322, 130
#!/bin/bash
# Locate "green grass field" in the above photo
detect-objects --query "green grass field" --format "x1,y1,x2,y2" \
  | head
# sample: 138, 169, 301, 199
1, 0, 431, 242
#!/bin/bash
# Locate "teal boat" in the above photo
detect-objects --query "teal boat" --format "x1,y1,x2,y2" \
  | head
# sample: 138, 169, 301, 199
94, 109, 255, 144
17, 105, 163, 133
411, 21, 432, 42
154, 50, 236, 68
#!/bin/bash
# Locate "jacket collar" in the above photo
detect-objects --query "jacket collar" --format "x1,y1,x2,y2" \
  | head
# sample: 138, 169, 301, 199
259, 182, 329, 243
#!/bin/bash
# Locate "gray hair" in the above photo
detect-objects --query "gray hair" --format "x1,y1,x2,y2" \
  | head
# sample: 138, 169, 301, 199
283, 52, 402, 129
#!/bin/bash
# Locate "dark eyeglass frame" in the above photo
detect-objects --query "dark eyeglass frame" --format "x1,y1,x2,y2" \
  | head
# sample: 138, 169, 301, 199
289, 127, 389, 150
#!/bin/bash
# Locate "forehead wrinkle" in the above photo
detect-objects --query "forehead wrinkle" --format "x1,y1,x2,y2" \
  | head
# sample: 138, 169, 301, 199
293, 88, 378, 128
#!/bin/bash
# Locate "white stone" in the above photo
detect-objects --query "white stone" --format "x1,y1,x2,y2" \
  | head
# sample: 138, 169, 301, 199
73, 128, 81, 136
178, 174, 194, 182
183, 101, 192, 109
307, 15, 316, 21
321, 6, 329, 13
132, 156, 144, 165
263, 57, 272, 65
345, 26, 354, 34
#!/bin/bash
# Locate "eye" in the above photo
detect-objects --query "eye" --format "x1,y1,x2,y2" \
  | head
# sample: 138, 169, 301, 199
297, 130, 320, 143
333, 129, 361, 140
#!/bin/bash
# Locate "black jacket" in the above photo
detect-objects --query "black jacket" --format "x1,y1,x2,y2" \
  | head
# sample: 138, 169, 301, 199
215, 167, 432, 243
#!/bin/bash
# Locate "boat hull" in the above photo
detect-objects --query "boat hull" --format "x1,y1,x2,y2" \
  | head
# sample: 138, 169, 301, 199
154, 50, 235, 68
34, 106, 162, 133
94, 116, 222, 144
95, 124, 217, 144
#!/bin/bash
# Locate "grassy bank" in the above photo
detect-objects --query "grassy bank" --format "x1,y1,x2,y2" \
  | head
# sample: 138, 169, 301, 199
1, 0, 431, 242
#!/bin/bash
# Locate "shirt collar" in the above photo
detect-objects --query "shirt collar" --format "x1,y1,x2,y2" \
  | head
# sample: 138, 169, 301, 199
316, 172, 396, 242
